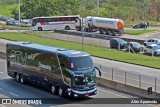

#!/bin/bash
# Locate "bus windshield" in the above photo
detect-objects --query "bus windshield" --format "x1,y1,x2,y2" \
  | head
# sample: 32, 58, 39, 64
69, 56, 93, 71
73, 71, 96, 87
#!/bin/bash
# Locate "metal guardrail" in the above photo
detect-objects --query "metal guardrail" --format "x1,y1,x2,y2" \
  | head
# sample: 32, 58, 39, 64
96, 64, 160, 93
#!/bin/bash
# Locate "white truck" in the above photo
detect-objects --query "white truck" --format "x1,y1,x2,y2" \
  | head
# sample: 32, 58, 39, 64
75, 16, 124, 36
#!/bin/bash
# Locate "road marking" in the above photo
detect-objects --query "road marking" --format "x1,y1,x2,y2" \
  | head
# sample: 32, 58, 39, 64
98, 87, 158, 107
149, 104, 160, 107
0, 72, 4, 74
0, 104, 6, 107
9, 92, 19, 97
98, 87, 128, 98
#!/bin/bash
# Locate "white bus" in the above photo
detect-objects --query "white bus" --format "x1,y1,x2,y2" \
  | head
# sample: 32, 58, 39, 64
31, 15, 80, 31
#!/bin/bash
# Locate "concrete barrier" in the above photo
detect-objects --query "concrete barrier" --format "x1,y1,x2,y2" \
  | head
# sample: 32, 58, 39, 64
54, 29, 145, 44
97, 77, 160, 99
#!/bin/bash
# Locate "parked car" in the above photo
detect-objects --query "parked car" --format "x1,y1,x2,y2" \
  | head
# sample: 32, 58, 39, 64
133, 22, 147, 29
0, 15, 8, 21
144, 44, 160, 56
144, 39, 160, 46
125, 42, 144, 53
12, 20, 19, 26
20, 20, 31, 27
0, 15, 4, 20
110, 38, 127, 49
6, 18, 15, 25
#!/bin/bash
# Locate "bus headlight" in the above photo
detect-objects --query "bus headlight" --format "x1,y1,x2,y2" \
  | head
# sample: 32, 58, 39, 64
74, 94, 78, 97
68, 92, 71, 96
67, 88, 71, 92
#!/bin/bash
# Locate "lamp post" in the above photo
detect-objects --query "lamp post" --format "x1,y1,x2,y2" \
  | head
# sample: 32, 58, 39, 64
18, 0, 21, 33
97, 0, 99, 17
82, 0, 84, 50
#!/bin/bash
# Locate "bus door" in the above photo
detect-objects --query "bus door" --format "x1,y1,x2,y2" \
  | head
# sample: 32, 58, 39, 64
57, 54, 72, 87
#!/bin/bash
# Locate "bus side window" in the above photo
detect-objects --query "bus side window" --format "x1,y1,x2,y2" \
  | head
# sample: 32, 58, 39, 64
34, 53, 59, 70
62, 68, 72, 86
58, 55, 69, 69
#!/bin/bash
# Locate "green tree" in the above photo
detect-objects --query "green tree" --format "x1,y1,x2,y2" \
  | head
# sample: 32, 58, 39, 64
10, 7, 18, 20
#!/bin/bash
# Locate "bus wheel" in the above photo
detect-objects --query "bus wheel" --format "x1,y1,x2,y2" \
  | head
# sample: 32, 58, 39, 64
51, 85, 56, 94
16, 74, 20, 82
38, 27, 42, 31
20, 75, 25, 84
58, 86, 63, 97
65, 26, 70, 30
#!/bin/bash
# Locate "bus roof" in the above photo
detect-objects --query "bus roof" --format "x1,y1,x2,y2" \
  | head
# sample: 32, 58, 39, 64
8, 41, 89, 57
32, 15, 80, 19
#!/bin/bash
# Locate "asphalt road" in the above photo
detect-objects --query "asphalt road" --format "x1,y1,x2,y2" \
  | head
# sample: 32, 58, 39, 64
0, 58, 158, 107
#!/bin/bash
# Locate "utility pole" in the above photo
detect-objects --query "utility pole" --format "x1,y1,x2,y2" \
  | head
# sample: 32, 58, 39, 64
18, 0, 21, 33
82, 0, 84, 50
97, 0, 99, 17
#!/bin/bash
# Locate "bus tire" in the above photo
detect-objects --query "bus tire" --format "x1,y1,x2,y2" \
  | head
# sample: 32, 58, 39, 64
65, 26, 70, 30
20, 74, 25, 84
16, 74, 20, 82
51, 85, 56, 94
38, 27, 43, 31
58, 86, 63, 97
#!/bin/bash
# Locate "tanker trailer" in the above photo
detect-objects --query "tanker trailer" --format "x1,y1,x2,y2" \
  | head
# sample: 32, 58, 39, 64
85, 17, 124, 36
75, 16, 92, 31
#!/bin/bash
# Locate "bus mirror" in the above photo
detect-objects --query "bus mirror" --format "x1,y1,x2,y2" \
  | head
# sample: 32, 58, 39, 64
94, 67, 101, 77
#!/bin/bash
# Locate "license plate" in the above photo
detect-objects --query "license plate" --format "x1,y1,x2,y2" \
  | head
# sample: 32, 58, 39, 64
85, 94, 89, 96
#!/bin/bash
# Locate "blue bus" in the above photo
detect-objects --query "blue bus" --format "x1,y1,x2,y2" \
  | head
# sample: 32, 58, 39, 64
7, 41, 101, 98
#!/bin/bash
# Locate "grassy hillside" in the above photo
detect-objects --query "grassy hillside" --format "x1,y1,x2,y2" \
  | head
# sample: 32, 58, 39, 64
0, 4, 17, 17
1, 0, 160, 24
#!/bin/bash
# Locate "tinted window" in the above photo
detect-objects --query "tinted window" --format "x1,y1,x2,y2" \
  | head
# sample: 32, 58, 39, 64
73, 71, 96, 87
38, 18, 44, 22
58, 55, 69, 68
62, 69, 72, 86
115, 38, 125, 43
147, 46, 152, 49
34, 53, 59, 69
69, 56, 93, 71
147, 40, 152, 42
132, 42, 140, 46
32, 19, 38, 26
153, 45, 160, 49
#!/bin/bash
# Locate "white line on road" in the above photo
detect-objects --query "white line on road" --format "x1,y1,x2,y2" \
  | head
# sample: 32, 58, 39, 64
0, 104, 6, 107
98, 87, 128, 98
98, 87, 157, 107
9, 92, 19, 97
0, 72, 4, 74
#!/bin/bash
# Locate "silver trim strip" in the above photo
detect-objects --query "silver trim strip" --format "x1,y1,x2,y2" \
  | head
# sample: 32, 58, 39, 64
72, 88, 97, 94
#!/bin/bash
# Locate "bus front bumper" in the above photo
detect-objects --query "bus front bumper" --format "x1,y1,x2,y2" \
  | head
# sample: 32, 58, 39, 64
68, 88, 97, 97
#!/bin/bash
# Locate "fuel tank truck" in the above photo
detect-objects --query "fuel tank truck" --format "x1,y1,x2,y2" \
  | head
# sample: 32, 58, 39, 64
75, 16, 124, 36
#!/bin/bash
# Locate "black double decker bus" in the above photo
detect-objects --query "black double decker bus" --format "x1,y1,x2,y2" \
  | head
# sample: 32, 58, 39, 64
7, 41, 101, 98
